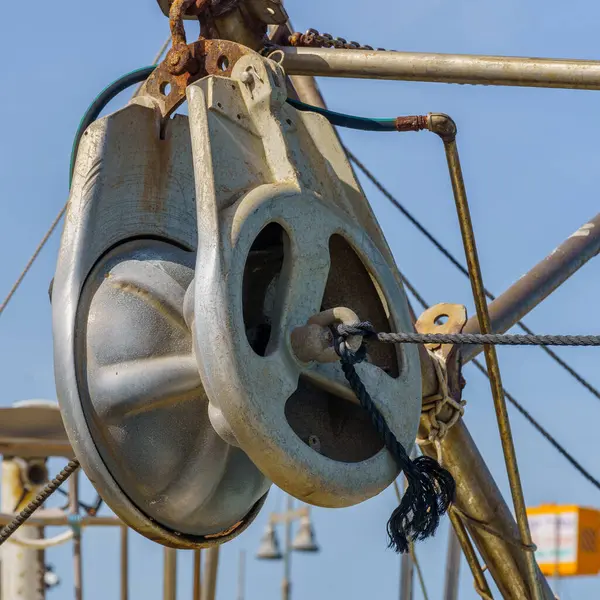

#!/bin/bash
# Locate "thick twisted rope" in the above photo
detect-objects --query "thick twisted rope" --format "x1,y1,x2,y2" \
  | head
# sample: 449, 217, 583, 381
0, 460, 80, 547
333, 328, 455, 553
338, 323, 600, 347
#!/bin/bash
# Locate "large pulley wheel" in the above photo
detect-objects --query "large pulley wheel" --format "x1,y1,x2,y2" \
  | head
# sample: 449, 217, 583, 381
192, 183, 422, 507
52, 102, 269, 549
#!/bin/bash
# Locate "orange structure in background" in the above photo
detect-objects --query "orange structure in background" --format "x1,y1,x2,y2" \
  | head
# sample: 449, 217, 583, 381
527, 504, 600, 577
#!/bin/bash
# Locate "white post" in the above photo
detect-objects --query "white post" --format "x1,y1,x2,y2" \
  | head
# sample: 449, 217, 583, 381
1, 457, 47, 600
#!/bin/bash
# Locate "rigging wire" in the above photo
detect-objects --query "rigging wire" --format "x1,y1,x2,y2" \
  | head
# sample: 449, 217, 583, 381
0, 66, 155, 319
344, 149, 600, 402
399, 271, 600, 493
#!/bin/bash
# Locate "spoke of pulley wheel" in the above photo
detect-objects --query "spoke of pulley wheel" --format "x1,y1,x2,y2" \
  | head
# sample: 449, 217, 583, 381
443, 137, 542, 600
91, 356, 203, 421
268, 232, 331, 356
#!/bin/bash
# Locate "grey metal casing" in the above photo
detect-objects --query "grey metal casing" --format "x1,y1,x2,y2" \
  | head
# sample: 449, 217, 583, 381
52, 103, 269, 548
187, 54, 422, 507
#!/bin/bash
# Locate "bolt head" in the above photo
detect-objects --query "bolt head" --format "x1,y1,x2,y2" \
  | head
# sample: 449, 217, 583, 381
240, 71, 254, 85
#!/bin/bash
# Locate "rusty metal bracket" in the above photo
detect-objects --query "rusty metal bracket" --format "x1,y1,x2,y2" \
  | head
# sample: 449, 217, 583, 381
140, 0, 265, 122
138, 37, 254, 120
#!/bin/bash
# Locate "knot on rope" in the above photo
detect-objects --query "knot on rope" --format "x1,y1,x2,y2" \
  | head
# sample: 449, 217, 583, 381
417, 351, 467, 466
333, 321, 456, 554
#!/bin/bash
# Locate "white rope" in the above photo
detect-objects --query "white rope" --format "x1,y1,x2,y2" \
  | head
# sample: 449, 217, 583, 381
7, 529, 73, 549
416, 350, 466, 466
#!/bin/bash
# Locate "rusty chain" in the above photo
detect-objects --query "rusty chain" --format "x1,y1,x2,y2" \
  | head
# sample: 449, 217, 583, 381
287, 28, 393, 52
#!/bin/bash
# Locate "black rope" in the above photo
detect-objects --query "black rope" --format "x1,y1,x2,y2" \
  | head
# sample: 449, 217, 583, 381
333, 326, 455, 553
346, 150, 600, 402
338, 326, 600, 348
401, 271, 600, 493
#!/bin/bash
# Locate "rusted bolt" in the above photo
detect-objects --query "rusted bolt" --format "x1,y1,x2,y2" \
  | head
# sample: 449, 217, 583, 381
166, 46, 193, 75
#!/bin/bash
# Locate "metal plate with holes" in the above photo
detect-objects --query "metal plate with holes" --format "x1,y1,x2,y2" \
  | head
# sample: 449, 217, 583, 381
52, 101, 269, 548
186, 54, 422, 507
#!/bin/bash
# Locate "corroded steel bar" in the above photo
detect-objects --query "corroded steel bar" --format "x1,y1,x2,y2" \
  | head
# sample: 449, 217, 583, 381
437, 121, 542, 600
420, 422, 554, 599
462, 213, 600, 363
279, 47, 600, 89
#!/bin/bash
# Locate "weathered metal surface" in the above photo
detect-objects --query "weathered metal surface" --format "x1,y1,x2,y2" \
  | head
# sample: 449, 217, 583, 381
0, 401, 72, 458
52, 101, 268, 548
187, 52, 421, 507
277, 46, 600, 89
138, 38, 255, 121
1, 458, 46, 600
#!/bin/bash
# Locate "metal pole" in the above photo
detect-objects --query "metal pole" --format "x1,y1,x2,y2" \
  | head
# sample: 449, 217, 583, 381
282, 496, 292, 600
193, 550, 202, 600
69, 470, 83, 600
163, 548, 177, 600
461, 212, 600, 363
1, 458, 46, 600
443, 528, 461, 600
278, 47, 600, 90
437, 122, 542, 600
399, 466, 413, 600
420, 421, 555, 599
120, 526, 129, 600
447, 510, 492, 599
237, 550, 246, 600
202, 547, 220, 600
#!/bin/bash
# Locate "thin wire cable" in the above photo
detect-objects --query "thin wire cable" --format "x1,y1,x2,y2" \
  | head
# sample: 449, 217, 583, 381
0, 66, 155, 320
346, 149, 600, 402
131, 36, 170, 98
0, 460, 80, 547
0, 206, 67, 317
400, 272, 600, 492
351, 330, 600, 347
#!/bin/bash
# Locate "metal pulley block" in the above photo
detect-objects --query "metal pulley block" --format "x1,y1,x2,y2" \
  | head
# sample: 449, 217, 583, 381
185, 52, 422, 507
53, 43, 421, 548
53, 103, 269, 548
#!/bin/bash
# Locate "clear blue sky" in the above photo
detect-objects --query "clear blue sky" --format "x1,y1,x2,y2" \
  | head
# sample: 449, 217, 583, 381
2, 0, 600, 598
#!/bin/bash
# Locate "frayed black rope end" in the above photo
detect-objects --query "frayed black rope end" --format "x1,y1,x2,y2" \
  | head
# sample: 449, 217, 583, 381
335, 321, 456, 554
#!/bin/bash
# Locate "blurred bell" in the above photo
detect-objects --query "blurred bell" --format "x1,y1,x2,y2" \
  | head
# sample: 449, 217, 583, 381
256, 523, 282, 560
292, 515, 319, 553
